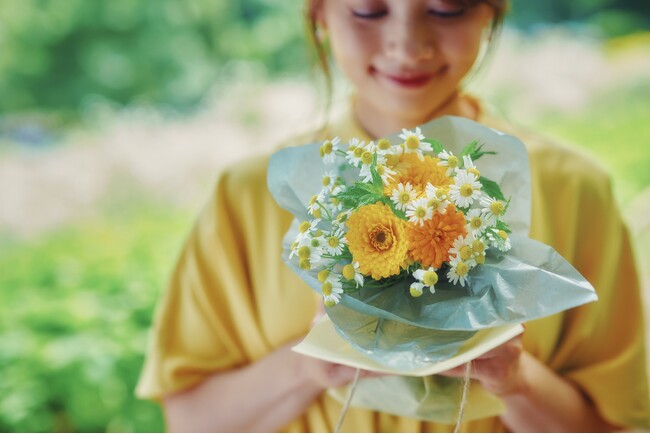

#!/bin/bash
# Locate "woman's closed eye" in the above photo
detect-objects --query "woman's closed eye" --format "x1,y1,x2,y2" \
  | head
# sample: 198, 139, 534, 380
351, 8, 387, 20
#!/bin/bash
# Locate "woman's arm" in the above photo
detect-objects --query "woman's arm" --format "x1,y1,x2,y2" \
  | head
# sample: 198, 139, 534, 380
162, 341, 361, 432
441, 337, 615, 432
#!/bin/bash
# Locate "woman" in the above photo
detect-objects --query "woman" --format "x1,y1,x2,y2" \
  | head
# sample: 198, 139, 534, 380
136, 0, 650, 431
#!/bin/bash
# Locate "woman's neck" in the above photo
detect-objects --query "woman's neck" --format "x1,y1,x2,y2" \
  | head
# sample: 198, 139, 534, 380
352, 91, 479, 139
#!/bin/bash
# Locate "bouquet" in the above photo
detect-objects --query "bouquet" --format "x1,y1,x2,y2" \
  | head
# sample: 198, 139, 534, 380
268, 116, 597, 423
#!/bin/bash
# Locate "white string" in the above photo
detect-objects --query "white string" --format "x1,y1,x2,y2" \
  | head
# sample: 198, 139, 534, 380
334, 368, 361, 433
453, 362, 472, 433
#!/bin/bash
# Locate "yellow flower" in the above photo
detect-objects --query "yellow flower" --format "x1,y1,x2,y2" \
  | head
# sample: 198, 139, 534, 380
384, 153, 452, 196
406, 204, 467, 269
346, 202, 409, 280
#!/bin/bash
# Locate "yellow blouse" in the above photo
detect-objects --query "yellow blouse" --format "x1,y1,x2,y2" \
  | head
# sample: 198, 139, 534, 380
136, 101, 650, 431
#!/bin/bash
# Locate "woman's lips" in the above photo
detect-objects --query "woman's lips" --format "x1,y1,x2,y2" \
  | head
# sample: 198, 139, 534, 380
377, 70, 435, 89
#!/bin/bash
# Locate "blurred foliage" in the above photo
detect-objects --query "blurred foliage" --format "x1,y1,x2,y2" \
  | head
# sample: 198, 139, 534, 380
0, 0, 307, 121
0, 201, 194, 432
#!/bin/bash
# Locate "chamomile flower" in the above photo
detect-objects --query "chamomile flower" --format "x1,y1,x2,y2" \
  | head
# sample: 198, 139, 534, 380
412, 266, 439, 294
463, 155, 481, 178
438, 150, 460, 176
296, 244, 323, 270
321, 275, 344, 307
466, 209, 488, 236
359, 152, 386, 182
391, 182, 417, 211
406, 198, 433, 226
447, 256, 472, 287
449, 233, 477, 266
399, 127, 431, 159
321, 170, 337, 193
375, 138, 393, 155
479, 196, 506, 225
342, 261, 364, 288
325, 229, 347, 256
346, 138, 365, 167
308, 193, 326, 216
320, 137, 340, 164
409, 282, 425, 297
425, 184, 450, 214
449, 170, 482, 208
294, 219, 321, 244
487, 228, 512, 252
374, 163, 397, 185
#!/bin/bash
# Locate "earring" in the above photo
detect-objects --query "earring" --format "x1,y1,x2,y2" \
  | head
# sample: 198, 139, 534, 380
315, 26, 328, 43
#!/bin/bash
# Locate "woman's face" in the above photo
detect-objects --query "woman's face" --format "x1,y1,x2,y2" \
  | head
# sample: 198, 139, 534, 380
317, 0, 494, 127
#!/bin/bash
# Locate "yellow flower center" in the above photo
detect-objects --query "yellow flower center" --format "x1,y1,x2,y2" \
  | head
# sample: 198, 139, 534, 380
342, 264, 355, 280
310, 195, 318, 205
490, 201, 505, 215
476, 254, 486, 264
353, 147, 364, 158
312, 208, 322, 219
321, 176, 331, 187
460, 184, 474, 197
318, 269, 330, 282
310, 238, 321, 248
331, 197, 340, 206
322, 281, 333, 296
410, 285, 423, 297
423, 270, 438, 286
415, 207, 427, 219
456, 261, 469, 276
405, 136, 420, 150
299, 259, 311, 270
291, 241, 298, 250
436, 188, 448, 199
327, 236, 339, 248
399, 192, 412, 204
298, 246, 311, 259
361, 151, 373, 165
369, 225, 394, 251
377, 165, 385, 175
378, 138, 391, 150
470, 216, 483, 229
472, 240, 485, 252
386, 154, 400, 167
468, 167, 480, 177
498, 230, 508, 240
299, 221, 311, 233
321, 141, 333, 155
427, 198, 441, 209
459, 245, 473, 260
447, 155, 459, 168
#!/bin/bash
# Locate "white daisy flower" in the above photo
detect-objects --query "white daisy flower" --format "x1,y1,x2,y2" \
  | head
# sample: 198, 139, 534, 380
322, 275, 344, 307
360, 153, 386, 183
487, 228, 512, 252
462, 154, 481, 178
321, 170, 337, 193
295, 243, 323, 271
438, 150, 460, 176
449, 233, 477, 266
449, 170, 482, 208
345, 138, 365, 167
308, 193, 326, 216
425, 184, 450, 214
447, 257, 473, 287
409, 282, 425, 297
412, 266, 439, 294
399, 127, 431, 159
294, 219, 321, 244
479, 196, 506, 225
325, 229, 347, 256
320, 137, 340, 164
375, 138, 393, 155
466, 209, 488, 236
342, 262, 364, 288
374, 163, 396, 185
391, 182, 417, 211
405, 198, 433, 226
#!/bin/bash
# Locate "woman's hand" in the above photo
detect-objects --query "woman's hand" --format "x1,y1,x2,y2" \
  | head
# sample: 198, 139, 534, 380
438, 336, 527, 396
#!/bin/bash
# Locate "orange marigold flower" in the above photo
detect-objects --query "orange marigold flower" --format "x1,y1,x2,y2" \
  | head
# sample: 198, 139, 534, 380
346, 202, 409, 280
406, 204, 467, 269
384, 153, 452, 196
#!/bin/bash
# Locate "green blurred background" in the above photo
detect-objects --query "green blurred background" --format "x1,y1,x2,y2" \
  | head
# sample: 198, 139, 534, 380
0, 0, 648, 432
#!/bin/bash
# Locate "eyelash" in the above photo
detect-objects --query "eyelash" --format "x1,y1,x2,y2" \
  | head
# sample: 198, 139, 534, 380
351, 8, 466, 20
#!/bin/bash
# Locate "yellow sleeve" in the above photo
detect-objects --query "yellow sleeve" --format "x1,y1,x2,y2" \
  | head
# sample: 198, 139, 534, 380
546, 160, 650, 429
135, 164, 269, 400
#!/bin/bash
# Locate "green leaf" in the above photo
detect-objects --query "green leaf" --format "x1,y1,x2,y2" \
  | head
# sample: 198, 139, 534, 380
379, 196, 407, 220
495, 220, 512, 234
370, 153, 384, 190
479, 176, 506, 202
460, 140, 497, 162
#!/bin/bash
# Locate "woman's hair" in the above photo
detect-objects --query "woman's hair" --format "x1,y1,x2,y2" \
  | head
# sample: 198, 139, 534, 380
304, 0, 509, 111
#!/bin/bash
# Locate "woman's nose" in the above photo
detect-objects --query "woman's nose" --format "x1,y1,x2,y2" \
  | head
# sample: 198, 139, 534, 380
384, 18, 435, 64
